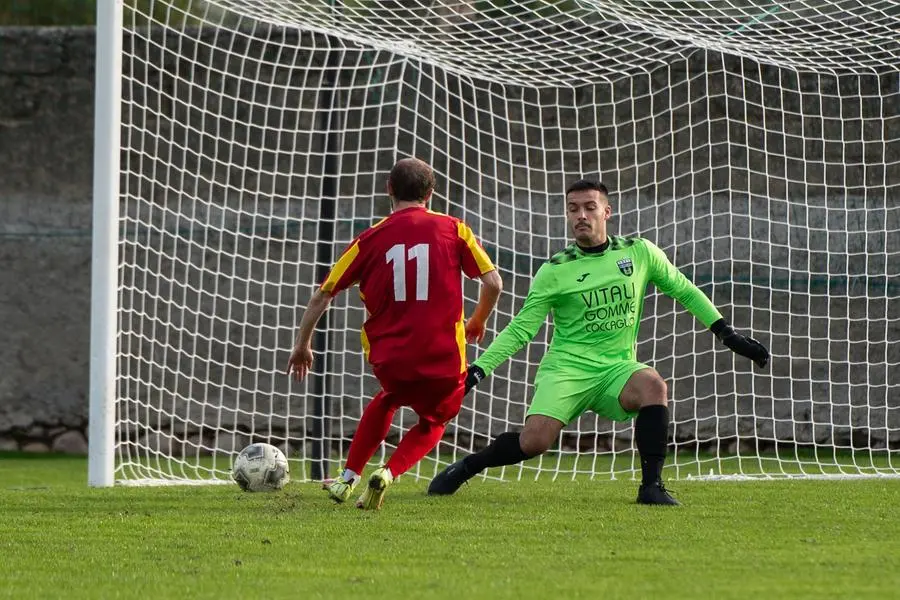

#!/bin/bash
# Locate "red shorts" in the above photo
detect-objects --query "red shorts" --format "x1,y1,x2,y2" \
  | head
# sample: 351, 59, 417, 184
374, 373, 467, 425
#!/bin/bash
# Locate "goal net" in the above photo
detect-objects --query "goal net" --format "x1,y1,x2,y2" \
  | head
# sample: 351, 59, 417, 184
94, 0, 900, 485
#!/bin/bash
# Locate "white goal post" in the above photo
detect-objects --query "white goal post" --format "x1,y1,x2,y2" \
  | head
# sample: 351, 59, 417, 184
89, 0, 900, 486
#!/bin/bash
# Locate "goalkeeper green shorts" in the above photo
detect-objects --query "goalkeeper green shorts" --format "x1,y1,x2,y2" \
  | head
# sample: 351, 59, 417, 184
526, 361, 651, 424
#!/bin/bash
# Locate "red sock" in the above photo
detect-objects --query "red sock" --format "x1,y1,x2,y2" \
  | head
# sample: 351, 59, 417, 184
344, 391, 396, 474
385, 420, 445, 477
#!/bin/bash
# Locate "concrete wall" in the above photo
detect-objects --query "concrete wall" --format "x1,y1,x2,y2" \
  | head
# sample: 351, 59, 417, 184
0, 27, 97, 454
0, 25, 898, 466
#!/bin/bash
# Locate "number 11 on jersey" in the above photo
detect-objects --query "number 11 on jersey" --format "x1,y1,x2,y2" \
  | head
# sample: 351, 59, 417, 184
386, 243, 430, 301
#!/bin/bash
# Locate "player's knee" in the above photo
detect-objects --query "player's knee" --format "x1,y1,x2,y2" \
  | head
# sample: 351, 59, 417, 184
518, 436, 549, 457
641, 374, 668, 407
520, 415, 564, 456
519, 429, 554, 456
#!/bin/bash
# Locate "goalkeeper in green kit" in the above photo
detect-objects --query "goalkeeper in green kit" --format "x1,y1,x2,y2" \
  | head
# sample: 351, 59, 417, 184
428, 180, 769, 505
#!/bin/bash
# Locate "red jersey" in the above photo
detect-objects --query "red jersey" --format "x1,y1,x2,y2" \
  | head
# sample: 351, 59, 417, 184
320, 206, 495, 382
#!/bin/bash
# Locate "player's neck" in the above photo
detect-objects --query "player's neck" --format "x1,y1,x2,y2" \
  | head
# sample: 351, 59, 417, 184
392, 201, 427, 212
576, 235, 610, 253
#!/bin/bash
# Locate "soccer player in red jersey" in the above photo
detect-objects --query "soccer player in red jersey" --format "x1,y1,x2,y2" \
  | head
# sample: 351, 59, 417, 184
287, 158, 503, 509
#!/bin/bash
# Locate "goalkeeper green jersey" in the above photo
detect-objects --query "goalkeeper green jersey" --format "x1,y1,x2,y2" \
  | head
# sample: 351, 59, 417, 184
474, 235, 723, 375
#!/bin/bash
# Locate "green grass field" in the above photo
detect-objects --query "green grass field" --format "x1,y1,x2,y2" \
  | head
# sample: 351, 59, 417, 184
2, 453, 900, 599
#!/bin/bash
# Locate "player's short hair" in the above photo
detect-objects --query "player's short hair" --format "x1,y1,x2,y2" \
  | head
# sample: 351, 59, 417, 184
565, 179, 609, 198
389, 158, 435, 202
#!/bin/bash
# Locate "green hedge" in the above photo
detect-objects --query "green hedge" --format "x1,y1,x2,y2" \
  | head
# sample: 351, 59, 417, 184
0, 0, 715, 28
0, 0, 96, 25
0, 0, 205, 26
0, 0, 587, 27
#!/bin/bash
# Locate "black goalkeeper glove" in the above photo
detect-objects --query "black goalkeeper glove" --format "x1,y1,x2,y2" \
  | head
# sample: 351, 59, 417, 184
710, 318, 770, 368
465, 364, 487, 394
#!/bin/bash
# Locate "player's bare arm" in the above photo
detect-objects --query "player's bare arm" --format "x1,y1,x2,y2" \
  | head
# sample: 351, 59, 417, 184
286, 288, 334, 381
465, 269, 503, 343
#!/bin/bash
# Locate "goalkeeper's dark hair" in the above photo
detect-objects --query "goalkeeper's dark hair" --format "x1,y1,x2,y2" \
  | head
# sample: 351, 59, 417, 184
565, 179, 609, 197
389, 157, 435, 202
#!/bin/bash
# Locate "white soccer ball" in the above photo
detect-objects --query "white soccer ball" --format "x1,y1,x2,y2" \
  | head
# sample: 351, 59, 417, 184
232, 443, 290, 492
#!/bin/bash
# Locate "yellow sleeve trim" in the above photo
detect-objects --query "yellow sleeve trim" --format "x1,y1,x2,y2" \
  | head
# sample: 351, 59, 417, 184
457, 222, 494, 274
360, 325, 371, 360
455, 315, 466, 374
321, 241, 360, 293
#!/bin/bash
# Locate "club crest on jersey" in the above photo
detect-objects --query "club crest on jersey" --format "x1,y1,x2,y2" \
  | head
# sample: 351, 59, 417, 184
616, 257, 634, 276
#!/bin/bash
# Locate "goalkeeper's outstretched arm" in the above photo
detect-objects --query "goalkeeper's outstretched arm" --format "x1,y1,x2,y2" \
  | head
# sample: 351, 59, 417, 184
644, 239, 770, 368
466, 263, 557, 391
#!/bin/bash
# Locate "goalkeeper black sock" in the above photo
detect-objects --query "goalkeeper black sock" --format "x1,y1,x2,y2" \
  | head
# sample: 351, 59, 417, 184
463, 432, 530, 474
635, 405, 669, 485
